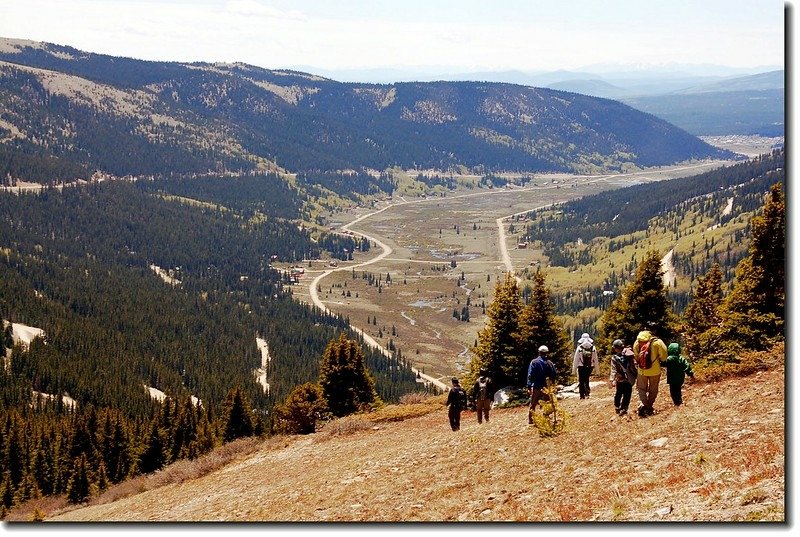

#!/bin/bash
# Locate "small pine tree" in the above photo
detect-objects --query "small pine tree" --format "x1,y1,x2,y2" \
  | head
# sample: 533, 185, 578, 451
518, 271, 572, 383
66, 454, 92, 504
318, 333, 381, 417
466, 273, 523, 390
531, 381, 569, 438
695, 183, 785, 358
599, 250, 678, 351
272, 382, 328, 434
222, 386, 256, 443
139, 419, 167, 474
682, 263, 723, 357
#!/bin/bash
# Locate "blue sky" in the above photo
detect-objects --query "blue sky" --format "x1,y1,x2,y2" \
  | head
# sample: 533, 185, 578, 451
0, 0, 786, 73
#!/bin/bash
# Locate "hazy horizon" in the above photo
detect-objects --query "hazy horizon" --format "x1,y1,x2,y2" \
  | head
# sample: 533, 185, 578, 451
0, 0, 785, 79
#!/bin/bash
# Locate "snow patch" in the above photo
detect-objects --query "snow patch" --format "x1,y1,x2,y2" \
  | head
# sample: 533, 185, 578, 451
150, 264, 181, 286
721, 196, 734, 217
3, 320, 45, 349
660, 249, 676, 288
32, 390, 77, 409
254, 337, 271, 394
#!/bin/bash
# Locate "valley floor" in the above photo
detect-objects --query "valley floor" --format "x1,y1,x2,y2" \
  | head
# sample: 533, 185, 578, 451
46, 366, 785, 523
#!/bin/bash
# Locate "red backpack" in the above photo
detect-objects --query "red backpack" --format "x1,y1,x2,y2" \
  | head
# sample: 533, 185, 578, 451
637, 338, 655, 369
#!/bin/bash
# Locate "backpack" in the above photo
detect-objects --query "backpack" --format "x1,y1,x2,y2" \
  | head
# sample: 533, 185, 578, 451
458, 388, 468, 410
637, 338, 655, 369
580, 346, 594, 367
477, 379, 489, 400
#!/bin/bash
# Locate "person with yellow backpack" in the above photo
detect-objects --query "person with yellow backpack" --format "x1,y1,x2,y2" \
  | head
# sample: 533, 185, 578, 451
632, 329, 668, 417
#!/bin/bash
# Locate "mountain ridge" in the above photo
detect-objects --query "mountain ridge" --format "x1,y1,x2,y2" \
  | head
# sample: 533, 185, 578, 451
0, 37, 733, 181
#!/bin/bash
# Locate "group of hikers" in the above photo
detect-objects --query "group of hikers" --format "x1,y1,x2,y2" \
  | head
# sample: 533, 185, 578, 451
446, 329, 694, 431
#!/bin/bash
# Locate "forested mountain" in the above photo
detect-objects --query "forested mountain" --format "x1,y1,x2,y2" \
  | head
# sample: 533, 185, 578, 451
0, 37, 733, 183
0, 180, 420, 414
521, 149, 785, 315
621, 71, 784, 136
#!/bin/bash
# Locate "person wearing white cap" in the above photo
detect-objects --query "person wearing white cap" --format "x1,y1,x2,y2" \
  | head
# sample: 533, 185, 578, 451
572, 333, 599, 399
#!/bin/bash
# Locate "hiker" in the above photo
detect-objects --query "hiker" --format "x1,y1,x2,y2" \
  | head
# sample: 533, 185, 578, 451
572, 332, 598, 399
445, 377, 467, 431
472, 369, 494, 424
608, 339, 637, 415
526, 345, 557, 424
632, 329, 668, 417
662, 342, 695, 406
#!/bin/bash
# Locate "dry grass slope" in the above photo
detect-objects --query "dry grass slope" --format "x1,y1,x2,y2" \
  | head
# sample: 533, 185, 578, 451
39, 365, 785, 523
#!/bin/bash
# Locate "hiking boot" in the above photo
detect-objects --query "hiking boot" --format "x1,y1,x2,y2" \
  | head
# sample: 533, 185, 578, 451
637, 406, 647, 417
619, 409, 627, 416
645, 406, 655, 416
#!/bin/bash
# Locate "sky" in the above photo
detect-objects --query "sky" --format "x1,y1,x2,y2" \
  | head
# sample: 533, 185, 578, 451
0, 0, 787, 76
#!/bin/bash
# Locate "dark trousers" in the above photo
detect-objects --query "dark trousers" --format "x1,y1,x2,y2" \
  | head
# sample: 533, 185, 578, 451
669, 383, 683, 406
577, 366, 593, 398
448, 407, 461, 430
614, 381, 633, 412
476, 398, 490, 423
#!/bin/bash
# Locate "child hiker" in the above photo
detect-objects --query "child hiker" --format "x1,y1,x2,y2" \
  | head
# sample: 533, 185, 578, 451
608, 339, 637, 415
661, 342, 694, 406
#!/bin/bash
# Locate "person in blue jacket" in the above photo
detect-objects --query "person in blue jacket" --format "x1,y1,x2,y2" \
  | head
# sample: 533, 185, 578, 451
527, 345, 557, 424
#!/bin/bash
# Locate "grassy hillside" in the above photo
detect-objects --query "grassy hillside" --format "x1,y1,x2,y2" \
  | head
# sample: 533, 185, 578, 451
32, 353, 784, 522
515, 150, 784, 330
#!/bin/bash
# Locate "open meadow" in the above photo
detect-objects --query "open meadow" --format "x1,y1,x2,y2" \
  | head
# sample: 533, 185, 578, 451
286, 160, 735, 386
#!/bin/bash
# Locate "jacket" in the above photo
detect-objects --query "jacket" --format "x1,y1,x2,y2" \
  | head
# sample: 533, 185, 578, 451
527, 356, 557, 389
662, 343, 694, 386
572, 343, 599, 375
472, 376, 494, 403
632, 330, 668, 377
609, 347, 637, 385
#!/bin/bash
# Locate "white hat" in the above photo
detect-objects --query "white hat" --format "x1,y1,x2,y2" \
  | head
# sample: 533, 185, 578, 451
538, 345, 549, 353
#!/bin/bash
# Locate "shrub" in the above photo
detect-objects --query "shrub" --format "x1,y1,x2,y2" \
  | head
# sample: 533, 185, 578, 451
693, 342, 783, 383
531, 382, 569, 438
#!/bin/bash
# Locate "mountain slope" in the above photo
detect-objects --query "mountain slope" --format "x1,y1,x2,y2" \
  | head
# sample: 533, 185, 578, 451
46, 363, 784, 522
0, 37, 732, 179
621, 71, 784, 136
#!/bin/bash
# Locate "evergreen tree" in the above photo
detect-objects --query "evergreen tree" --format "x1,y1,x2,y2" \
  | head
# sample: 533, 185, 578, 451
318, 333, 381, 417
699, 183, 785, 355
599, 250, 678, 350
682, 263, 724, 357
66, 454, 92, 504
272, 382, 328, 435
139, 419, 167, 475
519, 271, 572, 383
221, 386, 256, 443
466, 273, 523, 389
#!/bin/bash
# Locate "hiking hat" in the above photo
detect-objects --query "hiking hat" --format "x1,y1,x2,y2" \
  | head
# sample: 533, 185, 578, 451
612, 339, 624, 349
451, 377, 459, 385
581, 340, 593, 350
538, 345, 549, 353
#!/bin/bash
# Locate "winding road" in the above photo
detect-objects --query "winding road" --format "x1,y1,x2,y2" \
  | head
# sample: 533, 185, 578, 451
307, 161, 728, 389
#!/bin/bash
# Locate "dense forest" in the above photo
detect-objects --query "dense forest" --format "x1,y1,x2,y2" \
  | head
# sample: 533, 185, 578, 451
0, 181, 423, 512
